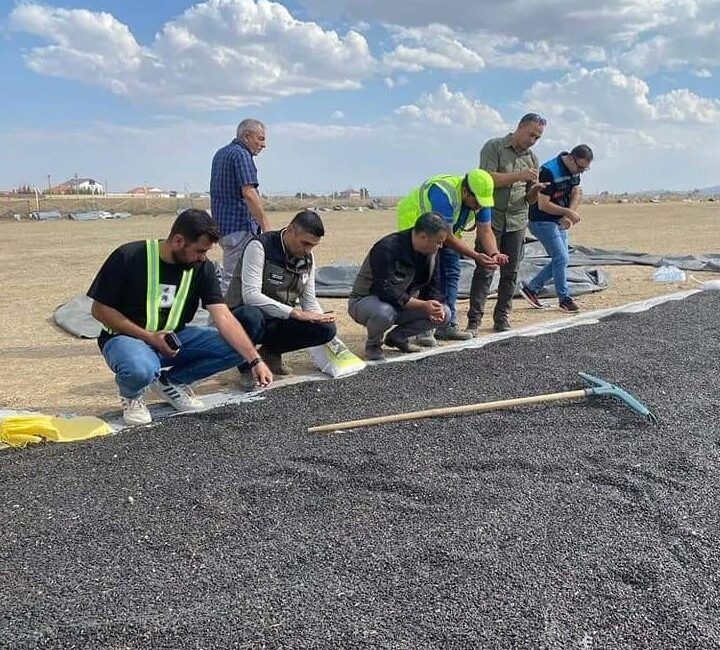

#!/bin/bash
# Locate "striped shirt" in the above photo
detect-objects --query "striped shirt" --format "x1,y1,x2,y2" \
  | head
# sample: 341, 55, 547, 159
210, 139, 260, 237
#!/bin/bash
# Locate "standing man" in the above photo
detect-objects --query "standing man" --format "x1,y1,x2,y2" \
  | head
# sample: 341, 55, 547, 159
210, 118, 270, 294
520, 145, 594, 313
349, 212, 451, 360
396, 169, 507, 343
226, 210, 337, 379
87, 209, 273, 426
467, 113, 547, 333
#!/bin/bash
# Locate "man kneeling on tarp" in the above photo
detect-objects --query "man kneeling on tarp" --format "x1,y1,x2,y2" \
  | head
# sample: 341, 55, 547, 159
226, 209, 337, 386
88, 209, 273, 426
348, 211, 451, 360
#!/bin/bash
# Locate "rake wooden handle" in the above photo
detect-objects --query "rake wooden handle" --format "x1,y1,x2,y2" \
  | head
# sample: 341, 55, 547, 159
307, 389, 588, 433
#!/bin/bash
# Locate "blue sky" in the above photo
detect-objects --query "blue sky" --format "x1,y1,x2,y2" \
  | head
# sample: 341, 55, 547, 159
2, 0, 719, 195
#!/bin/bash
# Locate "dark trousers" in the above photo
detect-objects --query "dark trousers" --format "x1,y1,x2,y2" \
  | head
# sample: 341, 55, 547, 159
467, 227, 525, 324
232, 304, 336, 355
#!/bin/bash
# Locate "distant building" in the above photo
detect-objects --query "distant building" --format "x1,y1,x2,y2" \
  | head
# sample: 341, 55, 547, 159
53, 177, 104, 194
337, 188, 361, 199
126, 185, 168, 197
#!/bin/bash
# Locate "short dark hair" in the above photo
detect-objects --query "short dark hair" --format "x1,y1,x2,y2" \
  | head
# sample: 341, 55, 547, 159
519, 112, 547, 127
169, 209, 220, 243
413, 212, 450, 236
570, 144, 594, 161
290, 210, 325, 237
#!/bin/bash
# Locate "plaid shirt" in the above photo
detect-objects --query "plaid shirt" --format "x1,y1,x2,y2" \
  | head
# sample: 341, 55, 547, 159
210, 139, 260, 237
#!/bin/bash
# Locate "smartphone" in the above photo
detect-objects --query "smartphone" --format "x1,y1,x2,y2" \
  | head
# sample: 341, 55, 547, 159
164, 332, 182, 351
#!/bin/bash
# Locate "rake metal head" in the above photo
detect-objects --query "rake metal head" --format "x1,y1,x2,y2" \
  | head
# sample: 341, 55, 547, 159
578, 372, 659, 425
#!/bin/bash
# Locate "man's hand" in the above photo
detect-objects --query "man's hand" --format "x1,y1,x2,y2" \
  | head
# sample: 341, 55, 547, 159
474, 252, 500, 269
566, 209, 581, 224
148, 331, 178, 358
491, 252, 510, 266
517, 168, 539, 183
251, 360, 273, 388
558, 216, 573, 230
423, 300, 446, 323
290, 309, 336, 323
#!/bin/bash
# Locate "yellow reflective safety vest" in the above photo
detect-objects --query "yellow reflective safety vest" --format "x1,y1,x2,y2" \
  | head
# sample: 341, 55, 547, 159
144, 239, 194, 332
396, 174, 466, 233
103, 239, 194, 334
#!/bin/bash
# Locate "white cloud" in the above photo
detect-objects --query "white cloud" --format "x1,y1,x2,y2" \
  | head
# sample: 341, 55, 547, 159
692, 68, 713, 78
383, 25, 569, 73
331, 110, 345, 119
300, 0, 720, 75
394, 83, 507, 131
9, 0, 375, 109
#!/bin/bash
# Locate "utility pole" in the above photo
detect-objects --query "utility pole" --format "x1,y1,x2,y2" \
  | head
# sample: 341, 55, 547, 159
46, 174, 51, 193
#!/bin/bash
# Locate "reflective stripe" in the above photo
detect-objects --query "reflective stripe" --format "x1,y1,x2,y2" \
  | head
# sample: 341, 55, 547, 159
145, 239, 194, 332
165, 263, 193, 331
145, 239, 161, 332
418, 178, 456, 215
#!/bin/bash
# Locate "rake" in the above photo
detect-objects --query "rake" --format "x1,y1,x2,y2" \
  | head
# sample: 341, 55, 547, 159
307, 372, 658, 433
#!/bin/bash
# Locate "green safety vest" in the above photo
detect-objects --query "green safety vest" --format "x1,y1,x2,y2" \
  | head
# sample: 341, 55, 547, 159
103, 239, 194, 334
144, 239, 194, 332
396, 174, 470, 237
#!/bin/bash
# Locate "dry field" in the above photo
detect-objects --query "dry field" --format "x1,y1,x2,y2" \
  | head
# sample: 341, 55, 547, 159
1, 201, 718, 417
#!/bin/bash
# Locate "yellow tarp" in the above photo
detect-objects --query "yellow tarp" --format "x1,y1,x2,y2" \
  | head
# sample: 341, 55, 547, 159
0, 414, 112, 448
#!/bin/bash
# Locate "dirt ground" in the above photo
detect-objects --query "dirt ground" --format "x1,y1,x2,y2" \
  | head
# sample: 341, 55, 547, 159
1, 201, 718, 416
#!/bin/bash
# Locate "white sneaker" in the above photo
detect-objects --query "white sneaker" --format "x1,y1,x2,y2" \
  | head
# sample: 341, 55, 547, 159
150, 376, 205, 412
121, 396, 152, 426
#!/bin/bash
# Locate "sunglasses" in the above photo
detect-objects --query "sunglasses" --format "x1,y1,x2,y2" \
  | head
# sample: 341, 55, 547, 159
572, 156, 591, 172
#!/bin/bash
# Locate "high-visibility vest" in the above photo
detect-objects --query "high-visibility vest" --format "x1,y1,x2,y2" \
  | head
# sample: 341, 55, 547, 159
144, 239, 194, 332
102, 239, 194, 334
396, 174, 472, 236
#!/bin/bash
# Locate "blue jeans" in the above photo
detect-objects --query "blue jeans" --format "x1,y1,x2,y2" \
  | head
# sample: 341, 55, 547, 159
527, 220, 570, 300
439, 246, 461, 323
101, 310, 263, 398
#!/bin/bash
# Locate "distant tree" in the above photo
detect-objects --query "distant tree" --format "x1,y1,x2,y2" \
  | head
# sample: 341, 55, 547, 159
359, 187, 370, 199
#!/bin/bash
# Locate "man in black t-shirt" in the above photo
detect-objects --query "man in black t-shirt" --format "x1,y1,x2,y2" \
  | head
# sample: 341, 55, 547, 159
87, 209, 272, 425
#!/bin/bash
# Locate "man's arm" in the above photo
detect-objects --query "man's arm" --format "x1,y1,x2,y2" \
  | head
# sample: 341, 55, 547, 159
207, 303, 272, 386
442, 234, 500, 268
91, 301, 176, 358
241, 185, 270, 232
480, 139, 537, 188
426, 185, 499, 268
486, 168, 538, 188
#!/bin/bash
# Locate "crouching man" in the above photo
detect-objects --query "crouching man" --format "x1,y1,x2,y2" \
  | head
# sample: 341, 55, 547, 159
226, 209, 337, 382
88, 209, 273, 425
348, 212, 451, 360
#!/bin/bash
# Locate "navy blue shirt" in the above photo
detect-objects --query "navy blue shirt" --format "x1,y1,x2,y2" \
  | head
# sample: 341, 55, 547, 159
529, 152, 581, 222
210, 139, 260, 237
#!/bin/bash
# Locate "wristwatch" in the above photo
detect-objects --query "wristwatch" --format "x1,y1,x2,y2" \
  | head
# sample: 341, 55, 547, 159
248, 357, 262, 369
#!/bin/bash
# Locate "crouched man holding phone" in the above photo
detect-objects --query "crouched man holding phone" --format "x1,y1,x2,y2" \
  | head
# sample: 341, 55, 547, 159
88, 209, 273, 425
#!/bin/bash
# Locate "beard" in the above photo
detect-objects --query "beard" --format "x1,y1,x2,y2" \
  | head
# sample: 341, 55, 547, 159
170, 249, 195, 270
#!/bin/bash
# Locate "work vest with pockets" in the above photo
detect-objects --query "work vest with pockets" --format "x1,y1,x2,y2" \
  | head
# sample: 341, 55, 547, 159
102, 239, 194, 335
542, 156, 580, 208
396, 174, 473, 238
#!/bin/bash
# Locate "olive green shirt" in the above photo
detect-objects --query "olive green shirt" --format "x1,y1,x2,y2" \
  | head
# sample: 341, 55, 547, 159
480, 133, 539, 232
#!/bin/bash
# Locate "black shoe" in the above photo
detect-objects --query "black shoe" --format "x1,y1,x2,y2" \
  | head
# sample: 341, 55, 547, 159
260, 348, 293, 375
519, 282, 543, 309
435, 323, 474, 340
466, 319, 480, 334
364, 344, 384, 361
559, 297, 580, 313
493, 318, 511, 332
384, 334, 422, 353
